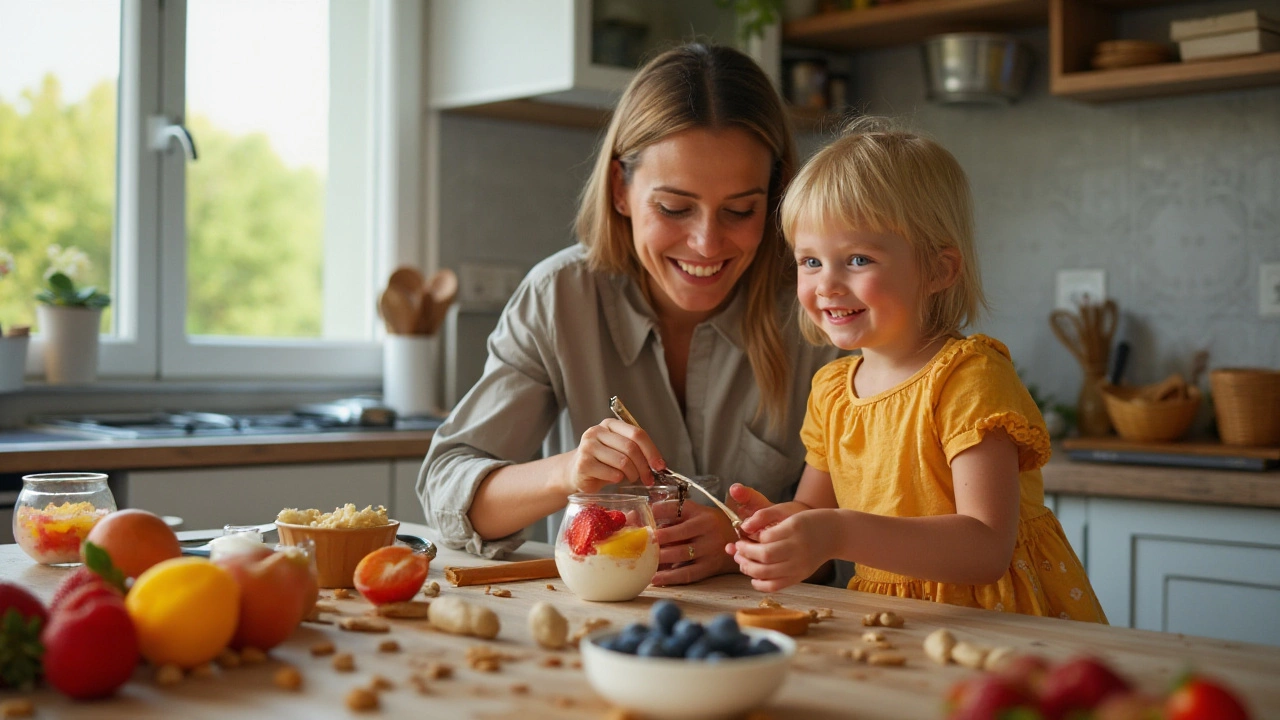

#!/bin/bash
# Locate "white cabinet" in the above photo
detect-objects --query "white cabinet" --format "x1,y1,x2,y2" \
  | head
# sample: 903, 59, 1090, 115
1083, 498, 1280, 646
392, 459, 427, 526
124, 462, 393, 532
428, 0, 771, 112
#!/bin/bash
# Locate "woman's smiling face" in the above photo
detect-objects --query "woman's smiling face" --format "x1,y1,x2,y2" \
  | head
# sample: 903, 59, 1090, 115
612, 127, 773, 324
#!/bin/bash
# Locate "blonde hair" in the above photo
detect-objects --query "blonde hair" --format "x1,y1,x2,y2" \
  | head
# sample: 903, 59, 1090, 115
574, 43, 798, 425
780, 118, 986, 345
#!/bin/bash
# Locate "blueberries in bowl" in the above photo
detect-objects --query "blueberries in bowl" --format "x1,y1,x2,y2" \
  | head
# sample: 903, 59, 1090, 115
600, 602, 781, 660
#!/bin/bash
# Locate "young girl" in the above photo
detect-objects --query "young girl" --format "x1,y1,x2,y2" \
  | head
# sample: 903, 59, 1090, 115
726, 121, 1107, 622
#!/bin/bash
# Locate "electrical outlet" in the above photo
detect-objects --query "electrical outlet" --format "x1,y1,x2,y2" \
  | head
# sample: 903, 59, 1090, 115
1261, 262, 1280, 317
458, 263, 527, 309
1055, 269, 1106, 310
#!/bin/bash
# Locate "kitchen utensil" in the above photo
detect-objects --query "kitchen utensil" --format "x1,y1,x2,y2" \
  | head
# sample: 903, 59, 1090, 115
922, 33, 1033, 105
608, 396, 746, 537
379, 287, 415, 335
1049, 299, 1119, 437
411, 288, 437, 335
1109, 340, 1131, 385
425, 269, 458, 335
295, 397, 396, 427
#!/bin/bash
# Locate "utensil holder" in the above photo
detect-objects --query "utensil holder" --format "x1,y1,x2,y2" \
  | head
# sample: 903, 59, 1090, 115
383, 334, 438, 417
1077, 368, 1112, 437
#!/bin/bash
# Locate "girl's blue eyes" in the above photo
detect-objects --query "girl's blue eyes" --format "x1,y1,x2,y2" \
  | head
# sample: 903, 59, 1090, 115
797, 256, 872, 269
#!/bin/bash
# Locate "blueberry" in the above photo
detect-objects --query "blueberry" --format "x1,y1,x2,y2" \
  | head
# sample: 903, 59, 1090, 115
650, 600, 682, 633
636, 636, 669, 658
750, 638, 780, 656
622, 622, 649, 639
614, 633, 643, 654
728, 634, 752, 657
661, 635, 692, 657
672, 619, 704, 644
685, 638, 713, 660
705, 614, 742, 650
706, 650, 730, 662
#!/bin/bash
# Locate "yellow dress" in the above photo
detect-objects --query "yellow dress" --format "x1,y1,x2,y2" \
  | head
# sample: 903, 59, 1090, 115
800, 335, 1108, 623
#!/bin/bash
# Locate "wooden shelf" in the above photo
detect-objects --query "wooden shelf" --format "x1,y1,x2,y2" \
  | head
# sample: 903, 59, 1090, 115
446, 99, 610, 130
1052, 52, 1280, 101
783, 0, 1048, 51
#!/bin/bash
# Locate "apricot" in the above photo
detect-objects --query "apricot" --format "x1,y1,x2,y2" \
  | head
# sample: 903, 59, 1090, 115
83, 509, 181, 579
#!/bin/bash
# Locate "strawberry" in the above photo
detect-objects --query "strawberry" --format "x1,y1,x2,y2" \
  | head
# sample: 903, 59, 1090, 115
0, 583, 47, 689
42, 583, 139, 700
48, 543, 128, 616
566, 504, 627, 555
1039, 656, 1131, 719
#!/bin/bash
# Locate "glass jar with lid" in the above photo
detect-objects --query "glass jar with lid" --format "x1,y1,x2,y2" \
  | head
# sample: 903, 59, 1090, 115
13, 472, 116, 566
554, 493, 658, 602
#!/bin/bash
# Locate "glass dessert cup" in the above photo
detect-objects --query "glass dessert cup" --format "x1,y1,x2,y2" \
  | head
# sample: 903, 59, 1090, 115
554, 493, 658, 602
13, 472, 116, 566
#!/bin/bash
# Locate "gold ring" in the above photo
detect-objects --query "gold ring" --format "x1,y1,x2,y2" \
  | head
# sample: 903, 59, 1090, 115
686, 545, 696, 561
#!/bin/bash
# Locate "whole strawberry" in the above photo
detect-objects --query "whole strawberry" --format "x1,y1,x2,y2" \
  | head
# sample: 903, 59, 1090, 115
565, 505, 627, 555
1039, 656, 1131, 719
42, 583, 139, 700
0, 582, 47, 689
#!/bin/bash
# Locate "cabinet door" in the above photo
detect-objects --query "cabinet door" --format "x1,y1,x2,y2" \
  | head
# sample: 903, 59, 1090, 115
125, 462, 393, 531
392, 459, 427, 526
1088, 498, 1280, 646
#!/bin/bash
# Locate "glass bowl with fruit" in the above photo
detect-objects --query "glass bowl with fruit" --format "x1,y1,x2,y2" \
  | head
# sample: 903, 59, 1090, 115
580, 600, 796, 720
13, 472, 116, 566
554, 493, 658, 601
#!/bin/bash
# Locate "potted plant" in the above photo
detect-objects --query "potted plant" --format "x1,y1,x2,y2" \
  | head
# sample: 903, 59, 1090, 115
0, 248, 31, 392
35, 244, 111, 384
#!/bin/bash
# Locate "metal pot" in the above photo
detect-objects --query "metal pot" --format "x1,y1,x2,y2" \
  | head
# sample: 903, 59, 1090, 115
922, 33, 1033, 105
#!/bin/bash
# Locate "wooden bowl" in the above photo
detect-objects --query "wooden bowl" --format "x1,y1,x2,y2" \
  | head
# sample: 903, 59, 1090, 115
275, 520, 400, 588
1101, 384, 1200, 443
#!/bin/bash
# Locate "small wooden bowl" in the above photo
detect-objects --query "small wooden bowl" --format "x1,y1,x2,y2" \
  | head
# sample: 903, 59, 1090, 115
275, 520, 400, 588
735, 607, 812, 636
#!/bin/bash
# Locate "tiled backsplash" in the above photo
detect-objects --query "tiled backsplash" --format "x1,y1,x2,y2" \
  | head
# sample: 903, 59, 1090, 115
437, 32, 1280, 418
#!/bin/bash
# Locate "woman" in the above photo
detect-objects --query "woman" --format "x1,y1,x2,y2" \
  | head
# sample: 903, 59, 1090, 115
418, 43, 840, 586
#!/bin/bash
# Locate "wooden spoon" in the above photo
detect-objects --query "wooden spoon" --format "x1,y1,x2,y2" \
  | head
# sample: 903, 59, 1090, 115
424, 269, 458, 335
378, 287, 415, 335
411, 287, 437, 335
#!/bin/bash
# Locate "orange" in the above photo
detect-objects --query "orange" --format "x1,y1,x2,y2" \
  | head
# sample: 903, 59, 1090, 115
83, 509, 181, 579
595, 527, 650, 559
125, 557, 240, 669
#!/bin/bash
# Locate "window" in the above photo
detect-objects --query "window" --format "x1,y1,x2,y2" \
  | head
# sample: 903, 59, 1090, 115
0, 0, 423, 380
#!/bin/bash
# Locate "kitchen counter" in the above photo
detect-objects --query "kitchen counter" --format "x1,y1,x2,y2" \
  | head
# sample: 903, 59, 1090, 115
1041, 451, 1280, 509
2, 526, 1277, 718
0, 430, 435, 474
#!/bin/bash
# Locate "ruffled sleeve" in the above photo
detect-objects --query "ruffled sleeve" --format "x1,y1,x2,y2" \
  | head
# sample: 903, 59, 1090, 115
930, 337, 1051, 471
800, 356, 856, 473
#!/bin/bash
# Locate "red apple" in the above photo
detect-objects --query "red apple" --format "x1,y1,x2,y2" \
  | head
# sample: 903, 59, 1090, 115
213, 544, 317, 651
1039, 656, 1131, 719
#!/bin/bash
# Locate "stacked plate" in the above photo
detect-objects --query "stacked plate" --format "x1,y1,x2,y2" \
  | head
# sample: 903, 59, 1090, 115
1091, 39, 1173, 70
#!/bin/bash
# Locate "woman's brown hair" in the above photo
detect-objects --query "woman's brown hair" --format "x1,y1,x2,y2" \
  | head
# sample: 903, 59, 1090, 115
574, 43, 798, 425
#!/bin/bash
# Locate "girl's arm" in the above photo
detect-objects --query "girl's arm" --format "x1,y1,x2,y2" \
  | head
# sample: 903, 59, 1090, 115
732, 429, 1021, 590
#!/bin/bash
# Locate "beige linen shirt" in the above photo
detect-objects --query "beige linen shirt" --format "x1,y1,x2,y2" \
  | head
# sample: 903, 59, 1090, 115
417, 245, 841, 557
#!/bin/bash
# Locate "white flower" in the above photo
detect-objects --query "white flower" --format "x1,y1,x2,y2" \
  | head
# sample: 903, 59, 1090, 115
1060, 561, 1067, 573
1070, 587, 1083, 600
994, 602, 1005, 612
44, 244, 90, 281
0, 249, 14, 279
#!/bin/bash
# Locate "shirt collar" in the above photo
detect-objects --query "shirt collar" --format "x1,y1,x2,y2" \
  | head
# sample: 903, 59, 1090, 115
602, 273, 747, 366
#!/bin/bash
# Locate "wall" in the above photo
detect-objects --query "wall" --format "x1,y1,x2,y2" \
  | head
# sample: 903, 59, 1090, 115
435, 29, 1280, 418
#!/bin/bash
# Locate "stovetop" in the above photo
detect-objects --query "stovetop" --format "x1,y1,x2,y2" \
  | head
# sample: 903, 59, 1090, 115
35, 408, 442, 440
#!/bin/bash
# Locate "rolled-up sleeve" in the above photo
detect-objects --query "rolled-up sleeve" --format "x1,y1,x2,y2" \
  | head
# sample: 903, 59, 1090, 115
416, 274, 562, 558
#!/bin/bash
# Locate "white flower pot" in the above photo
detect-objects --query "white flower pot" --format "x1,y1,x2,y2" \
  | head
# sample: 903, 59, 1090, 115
37, 305, 102, 385
0, 335, 29, 393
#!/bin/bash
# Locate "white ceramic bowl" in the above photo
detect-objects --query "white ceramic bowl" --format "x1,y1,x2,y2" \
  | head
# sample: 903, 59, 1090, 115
580, 626, 796, 720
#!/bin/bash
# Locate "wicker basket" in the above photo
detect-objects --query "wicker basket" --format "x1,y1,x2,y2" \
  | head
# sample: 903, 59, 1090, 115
1210, 368, 1280, 447
1101, 383, 1201, 442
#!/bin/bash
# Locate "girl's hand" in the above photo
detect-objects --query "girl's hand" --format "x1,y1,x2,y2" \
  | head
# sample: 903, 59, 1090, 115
562, 418, 663, 495
727, 510, 837, 593
728, 483, 809, 537
651, 503, 739, 586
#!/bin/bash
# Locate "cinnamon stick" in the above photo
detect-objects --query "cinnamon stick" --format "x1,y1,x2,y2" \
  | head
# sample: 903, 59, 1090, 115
444, 558, 559, 587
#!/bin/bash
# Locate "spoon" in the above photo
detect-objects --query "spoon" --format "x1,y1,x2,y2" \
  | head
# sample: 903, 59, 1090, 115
378, 287, 415, 335
424, 269, 459, 335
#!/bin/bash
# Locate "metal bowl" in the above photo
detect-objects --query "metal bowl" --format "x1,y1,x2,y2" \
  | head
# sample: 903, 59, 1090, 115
922, 32, 1033, 105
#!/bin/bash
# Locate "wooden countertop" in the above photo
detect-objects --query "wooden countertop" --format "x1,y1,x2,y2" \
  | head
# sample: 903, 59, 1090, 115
1042, 450, 1280, 509
3, 527, 1277, 718
0, 430, 434, 473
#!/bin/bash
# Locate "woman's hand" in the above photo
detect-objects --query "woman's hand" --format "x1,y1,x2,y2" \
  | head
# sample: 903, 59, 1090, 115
561, 418, 664, 495
651, 503, 739, 586
728, 509, 838, 593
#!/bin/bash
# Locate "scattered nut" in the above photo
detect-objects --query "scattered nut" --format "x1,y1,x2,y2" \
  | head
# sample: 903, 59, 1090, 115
851, 647, 869, 662
345, 687, 380, 711
466, 645, 506, 672
607, 708, 641, 720
273, 665, 303, 691
421, 581, 441, 598
812, 607, 834, 620
409, 674, 431, 695
867, 651, 907, 667
374, 601, 431, 619
545, 584, 556, 591
951, 641, 989, 669
304, 608, 334, 624
428, 596, 501, 639
190, 662, 215, 678
510, 683, 530, 695
240, 647, 268, 665
862, 613, 880, 626
332, 653, 356, 672
551, 696, 574, 708
0, 699, 35, 718
570, 617, 611, 647
489, 587, 512, 598
878, 612, 905, 628
313, 601, 339, 614
339, 616, 391, 633
155, 663, 184, 686
984, 646, 1016, 671
369, 675, 394, 691
333, 588, 354, 600
759, 597, 783, 609
214, 648, 241, 669
310, 640, 336, 656
539, 656, 563, 668
423, 662, 454, 679
569, 659, 582, 669
861, 631, 885, 643
528, 602, 569, 650
378, 639, 401, 653
923, 628, 957, 665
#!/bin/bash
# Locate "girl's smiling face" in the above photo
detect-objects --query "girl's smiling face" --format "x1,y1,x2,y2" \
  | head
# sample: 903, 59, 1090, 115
792, 222, 929, 355
612, 127, 773, 325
